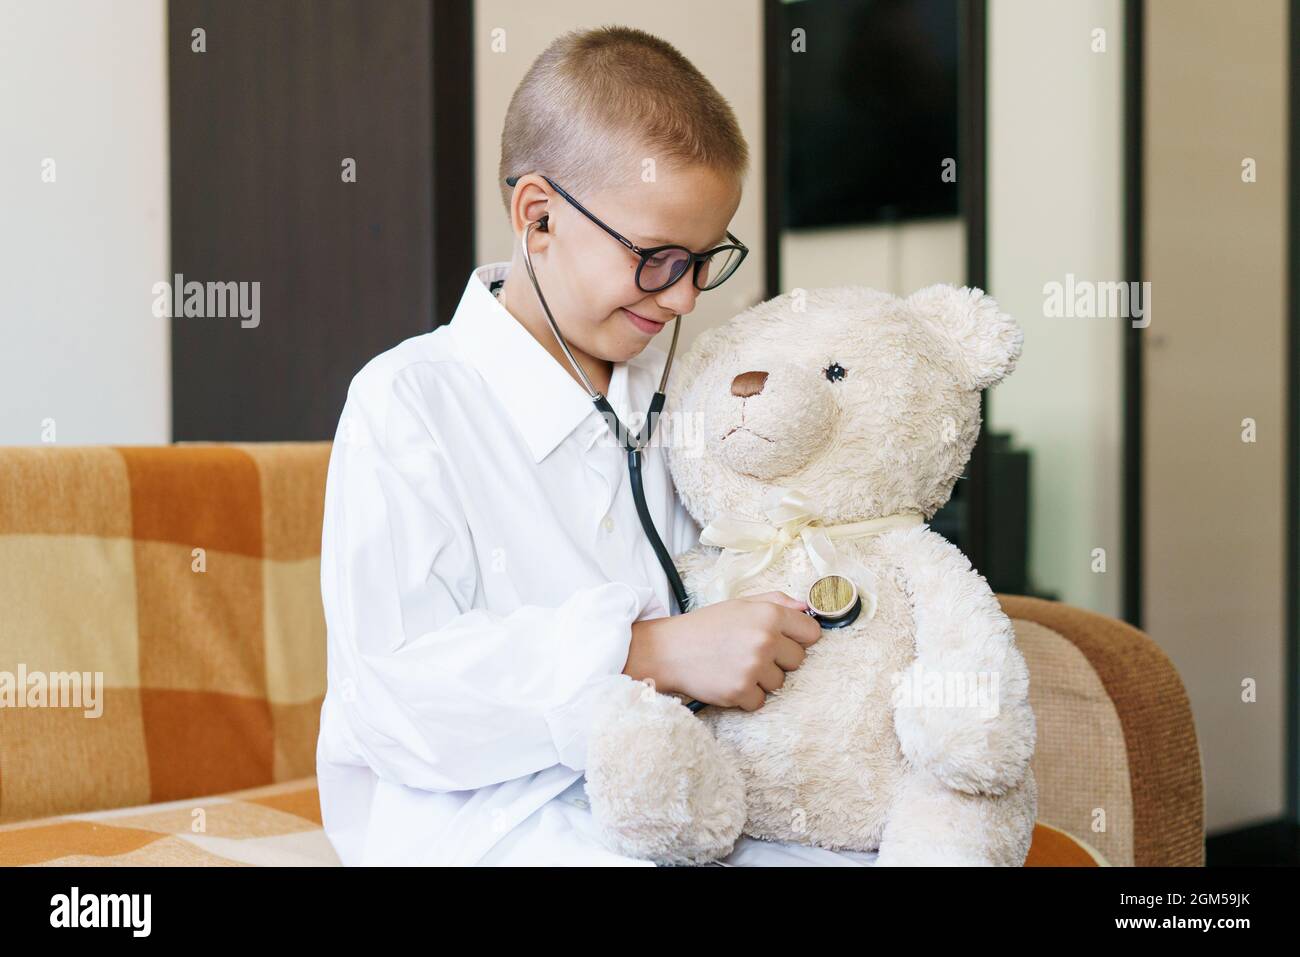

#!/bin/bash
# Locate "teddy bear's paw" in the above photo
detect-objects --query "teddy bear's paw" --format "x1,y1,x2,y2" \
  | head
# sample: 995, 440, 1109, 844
875, 767, 1038, 867
584, 680, 746, 866
893, 659, 1037, 796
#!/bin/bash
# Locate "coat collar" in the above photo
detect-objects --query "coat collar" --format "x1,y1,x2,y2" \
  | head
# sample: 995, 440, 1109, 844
449, 262, 641, 464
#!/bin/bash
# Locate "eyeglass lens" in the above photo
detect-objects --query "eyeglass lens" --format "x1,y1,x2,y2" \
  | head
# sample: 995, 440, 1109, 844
639, 245, 743, 293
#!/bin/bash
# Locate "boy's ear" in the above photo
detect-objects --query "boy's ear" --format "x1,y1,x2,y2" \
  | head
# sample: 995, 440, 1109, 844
905, 283, 1024, 391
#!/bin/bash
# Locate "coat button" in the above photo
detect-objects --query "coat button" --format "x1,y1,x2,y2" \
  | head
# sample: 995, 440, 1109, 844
602, 515, 615, 533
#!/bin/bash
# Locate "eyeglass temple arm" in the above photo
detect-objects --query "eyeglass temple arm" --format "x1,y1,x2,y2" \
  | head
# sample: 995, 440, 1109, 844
508, 174, 745, 259
507, 174, 639, 254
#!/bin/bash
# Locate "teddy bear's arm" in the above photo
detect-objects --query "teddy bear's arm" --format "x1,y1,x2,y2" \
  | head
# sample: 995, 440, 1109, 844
887, 526, 1037, 796
674, 544, 722, 610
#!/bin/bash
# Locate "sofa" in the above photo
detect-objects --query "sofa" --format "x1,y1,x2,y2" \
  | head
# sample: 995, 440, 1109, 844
0, 443, 1205, 866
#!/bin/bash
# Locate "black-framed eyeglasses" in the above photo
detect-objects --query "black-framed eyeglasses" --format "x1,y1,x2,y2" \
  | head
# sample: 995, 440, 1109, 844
505, 173, 748, 294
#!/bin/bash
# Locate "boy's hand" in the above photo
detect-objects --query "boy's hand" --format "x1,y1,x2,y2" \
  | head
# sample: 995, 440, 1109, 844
624, 590, 822, 711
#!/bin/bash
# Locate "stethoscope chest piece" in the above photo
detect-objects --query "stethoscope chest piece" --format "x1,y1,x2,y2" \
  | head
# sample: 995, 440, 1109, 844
806, 574, 862, 629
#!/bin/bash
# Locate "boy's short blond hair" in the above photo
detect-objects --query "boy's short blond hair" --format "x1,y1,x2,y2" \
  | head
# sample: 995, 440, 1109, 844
498, 25, 750, 215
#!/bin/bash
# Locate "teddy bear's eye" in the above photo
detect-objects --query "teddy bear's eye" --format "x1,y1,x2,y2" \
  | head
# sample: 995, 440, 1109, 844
823, 362, 847, 383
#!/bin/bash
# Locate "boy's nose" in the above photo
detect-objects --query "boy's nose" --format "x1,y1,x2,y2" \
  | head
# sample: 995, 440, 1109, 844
653, 276, 700, 317
730, 370, 768, 397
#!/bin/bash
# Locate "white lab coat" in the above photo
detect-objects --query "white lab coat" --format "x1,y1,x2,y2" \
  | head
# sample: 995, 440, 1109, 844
315, 261, 879, 866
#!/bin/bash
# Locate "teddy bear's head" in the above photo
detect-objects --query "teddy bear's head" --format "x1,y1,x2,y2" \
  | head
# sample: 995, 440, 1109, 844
664, 284, 1023, 527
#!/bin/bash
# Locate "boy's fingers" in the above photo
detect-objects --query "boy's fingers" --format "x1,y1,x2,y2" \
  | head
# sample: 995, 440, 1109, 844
776, 605, 823, 645
739, 589, 808, 611
772, 635, 808, 672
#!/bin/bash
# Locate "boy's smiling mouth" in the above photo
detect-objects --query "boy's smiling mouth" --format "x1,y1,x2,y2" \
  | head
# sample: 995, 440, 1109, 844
622, 307, 667, 334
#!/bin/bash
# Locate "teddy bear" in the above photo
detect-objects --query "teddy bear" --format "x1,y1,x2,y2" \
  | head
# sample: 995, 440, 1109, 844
583, 283, 1039, 866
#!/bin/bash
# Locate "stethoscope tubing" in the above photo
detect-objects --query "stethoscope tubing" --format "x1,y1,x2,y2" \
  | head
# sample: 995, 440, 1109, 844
517, 220, 706, 712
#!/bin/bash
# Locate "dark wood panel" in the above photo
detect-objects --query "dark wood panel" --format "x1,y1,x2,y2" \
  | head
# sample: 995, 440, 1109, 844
763, 0, 782, 301
168, 0, 471, 441
1286, 0, 1299, 830
959, 0, 989, 575
1124, 0, 1145, 629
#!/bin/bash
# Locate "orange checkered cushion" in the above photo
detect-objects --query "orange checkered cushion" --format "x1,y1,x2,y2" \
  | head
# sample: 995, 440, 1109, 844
0, 443, 332, 825
0, 777, 339, 866
0, 777, 1100, 866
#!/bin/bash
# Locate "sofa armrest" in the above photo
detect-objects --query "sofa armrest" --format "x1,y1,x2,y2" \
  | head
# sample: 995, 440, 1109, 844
997, 594, 1205, 867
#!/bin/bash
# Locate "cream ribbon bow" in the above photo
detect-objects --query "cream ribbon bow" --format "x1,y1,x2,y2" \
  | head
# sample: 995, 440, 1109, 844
696, 487, 926, 615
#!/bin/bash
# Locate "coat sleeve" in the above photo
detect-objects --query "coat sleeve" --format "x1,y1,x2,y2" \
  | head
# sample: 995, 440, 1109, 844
319, 370, 658, 793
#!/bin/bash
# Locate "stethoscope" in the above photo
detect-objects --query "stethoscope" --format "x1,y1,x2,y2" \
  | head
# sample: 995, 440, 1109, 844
514, 218, 862, 713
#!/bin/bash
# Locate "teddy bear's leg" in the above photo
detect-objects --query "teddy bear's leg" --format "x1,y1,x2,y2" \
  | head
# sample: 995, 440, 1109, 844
874, 765, 1038, 867
583, 678, 748, 866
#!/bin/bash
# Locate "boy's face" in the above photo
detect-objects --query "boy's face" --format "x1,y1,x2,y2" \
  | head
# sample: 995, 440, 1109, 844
507, 163, 743, 365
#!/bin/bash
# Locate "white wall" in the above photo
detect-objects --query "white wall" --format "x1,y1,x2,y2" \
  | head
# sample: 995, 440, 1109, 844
986, 0, 1126, 617
1144, 0, 1287, 833
0, 0, 170, 446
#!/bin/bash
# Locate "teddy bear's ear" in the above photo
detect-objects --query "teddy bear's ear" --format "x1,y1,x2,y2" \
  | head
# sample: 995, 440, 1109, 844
905, 284, 1024, 391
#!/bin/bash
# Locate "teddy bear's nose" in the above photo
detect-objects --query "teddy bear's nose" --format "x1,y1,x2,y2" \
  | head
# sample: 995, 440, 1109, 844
730, 370, 768, 398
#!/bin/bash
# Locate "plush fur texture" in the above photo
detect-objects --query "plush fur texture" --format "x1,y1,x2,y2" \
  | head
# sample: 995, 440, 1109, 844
584, 284, 1037, 865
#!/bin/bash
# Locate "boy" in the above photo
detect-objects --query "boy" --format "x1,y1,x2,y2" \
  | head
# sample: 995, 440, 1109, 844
316, 25, 877, 866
